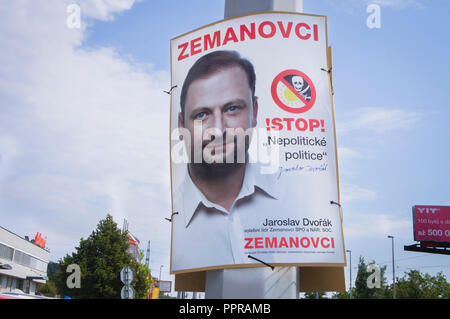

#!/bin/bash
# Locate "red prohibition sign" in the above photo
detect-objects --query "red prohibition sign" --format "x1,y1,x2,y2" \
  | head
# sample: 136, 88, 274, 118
271, 69, 316, 114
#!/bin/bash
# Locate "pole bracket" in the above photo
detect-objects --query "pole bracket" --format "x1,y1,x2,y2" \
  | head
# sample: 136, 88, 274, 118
248, 255, 274, 271
165, 212, 179, 222
330, 200, 341, 207
163, 85, 177, 95
330, 201, 343, 221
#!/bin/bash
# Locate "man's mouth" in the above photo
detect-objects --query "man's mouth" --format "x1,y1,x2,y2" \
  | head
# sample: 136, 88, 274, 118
204, 141, 233, 154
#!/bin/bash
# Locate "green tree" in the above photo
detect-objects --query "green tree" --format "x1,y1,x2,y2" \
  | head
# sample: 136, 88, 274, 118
386, 270, 450, 299
303, 292, 327, 299
331, 290, 351, 299
353, 256, 388, 299
46, 261, 60, 280
132, 250, 152, 299
53, 214, 151, 299
37, 261, 61, 297
37, 280, 58, 297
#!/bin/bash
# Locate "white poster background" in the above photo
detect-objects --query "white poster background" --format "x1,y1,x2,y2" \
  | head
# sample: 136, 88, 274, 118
170, 13, 345, 273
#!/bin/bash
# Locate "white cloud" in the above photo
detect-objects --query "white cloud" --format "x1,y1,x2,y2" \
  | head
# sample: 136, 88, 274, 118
337, 107, 421, 136
344, 212, 411, 239
78, 0, 142, 21
364, 0, 425, 9
341, 183, 377, 203
338, 146, 364, 162
0, 136, 21, 182
324, 0, 425, 16
0, 0, 171, 263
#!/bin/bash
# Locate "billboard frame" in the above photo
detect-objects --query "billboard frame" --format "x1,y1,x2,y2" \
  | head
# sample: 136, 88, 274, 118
404, 243, 450, 255
168, 11, 346, 275
406, 205, 450, 256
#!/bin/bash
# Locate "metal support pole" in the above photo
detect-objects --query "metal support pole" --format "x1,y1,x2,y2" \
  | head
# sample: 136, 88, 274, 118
205, 267, 299, 299
225, 0, 303, 18
346, 250, 352, 299
388, 235, 396, 299
205, 0, 303, 299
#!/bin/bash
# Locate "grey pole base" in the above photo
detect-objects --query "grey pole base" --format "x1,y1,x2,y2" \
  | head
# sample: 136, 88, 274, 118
225, 0, 303, 18
206, 267, 299, 299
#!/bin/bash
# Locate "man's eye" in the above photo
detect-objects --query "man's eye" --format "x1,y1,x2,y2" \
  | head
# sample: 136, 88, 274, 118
194, 112, 206, 119
226, 106, 239, 112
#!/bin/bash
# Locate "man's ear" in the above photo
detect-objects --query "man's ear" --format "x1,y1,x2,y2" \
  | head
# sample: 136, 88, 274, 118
252, 96, 258, 127
178, 112, 184, 140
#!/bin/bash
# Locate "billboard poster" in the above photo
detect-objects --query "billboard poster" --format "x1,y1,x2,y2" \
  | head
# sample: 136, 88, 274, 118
158, 280, 172, 293
169, 12, 345, 273
413, 205, 450, 243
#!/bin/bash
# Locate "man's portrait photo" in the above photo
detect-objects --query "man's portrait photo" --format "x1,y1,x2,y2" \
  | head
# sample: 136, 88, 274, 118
171, 50, 282, 271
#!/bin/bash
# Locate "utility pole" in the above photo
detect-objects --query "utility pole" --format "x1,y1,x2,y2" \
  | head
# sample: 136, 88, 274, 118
387, 235, 396, 299
159, 265, 164, 282
145, 240, 150, 268
346, 249, 352, 299
224, 0, 303, 18
204, 0, 303, 299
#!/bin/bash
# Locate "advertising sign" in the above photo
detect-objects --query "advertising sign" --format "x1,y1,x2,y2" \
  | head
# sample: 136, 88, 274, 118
151, 287, 160, 299
158, 280, 172, 293
169, 12, 345, 273
413, 205, 450, 243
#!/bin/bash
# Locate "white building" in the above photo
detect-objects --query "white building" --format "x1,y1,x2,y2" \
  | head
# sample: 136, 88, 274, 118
0, 226, 50, 295
122, 219, 141, 263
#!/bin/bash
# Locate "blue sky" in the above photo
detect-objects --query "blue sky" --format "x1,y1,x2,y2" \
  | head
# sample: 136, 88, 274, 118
1, 0, 449, 295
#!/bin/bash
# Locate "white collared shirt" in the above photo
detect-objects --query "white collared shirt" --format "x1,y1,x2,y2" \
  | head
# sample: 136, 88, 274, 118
171, 163, 345, 272
171, 163, 281, 272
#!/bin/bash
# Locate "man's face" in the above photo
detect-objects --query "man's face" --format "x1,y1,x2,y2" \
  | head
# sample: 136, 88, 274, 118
179, 66, 258, 165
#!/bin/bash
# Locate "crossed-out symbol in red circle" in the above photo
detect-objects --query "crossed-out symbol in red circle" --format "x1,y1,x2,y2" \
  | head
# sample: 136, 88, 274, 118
271, 69, 316, 114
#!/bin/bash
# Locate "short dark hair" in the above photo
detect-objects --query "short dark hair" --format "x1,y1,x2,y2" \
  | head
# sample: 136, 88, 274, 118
180, 50, 256, 122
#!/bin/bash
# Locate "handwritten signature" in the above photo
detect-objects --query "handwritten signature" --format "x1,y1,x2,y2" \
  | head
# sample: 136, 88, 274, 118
277, 164, 328, 179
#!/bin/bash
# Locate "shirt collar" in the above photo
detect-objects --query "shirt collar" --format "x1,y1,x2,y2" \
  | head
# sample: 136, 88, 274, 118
239, 161, 280, 201
181, 163, 280, 228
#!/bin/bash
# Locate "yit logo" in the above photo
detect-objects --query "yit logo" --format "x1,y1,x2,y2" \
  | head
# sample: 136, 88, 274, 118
271, 70, 316, 114
417, 207, 440, 214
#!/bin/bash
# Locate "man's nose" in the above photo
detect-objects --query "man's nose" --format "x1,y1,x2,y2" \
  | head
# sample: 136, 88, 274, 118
208, 111, 226, 134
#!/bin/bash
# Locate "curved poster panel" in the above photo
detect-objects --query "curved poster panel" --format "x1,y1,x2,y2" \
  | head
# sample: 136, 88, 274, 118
169, 12, 345, 274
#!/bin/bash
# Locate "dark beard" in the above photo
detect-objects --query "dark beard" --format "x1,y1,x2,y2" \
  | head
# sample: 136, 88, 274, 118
189, 161, 245, 181
187, 134, 250, 181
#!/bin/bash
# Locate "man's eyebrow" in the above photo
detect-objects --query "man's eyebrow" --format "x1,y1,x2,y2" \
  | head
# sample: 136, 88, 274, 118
222, 98, 249, 108
188, 106, 211, 118
188, 99, 249, 117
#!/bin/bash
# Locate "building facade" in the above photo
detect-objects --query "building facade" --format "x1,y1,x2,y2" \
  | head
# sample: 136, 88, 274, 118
0, 226, 50, 295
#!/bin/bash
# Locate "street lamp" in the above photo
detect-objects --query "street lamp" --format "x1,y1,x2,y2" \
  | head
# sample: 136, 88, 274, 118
346, 250, 352, 299
159, 265, 164, 282
387, 235, 396, 299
